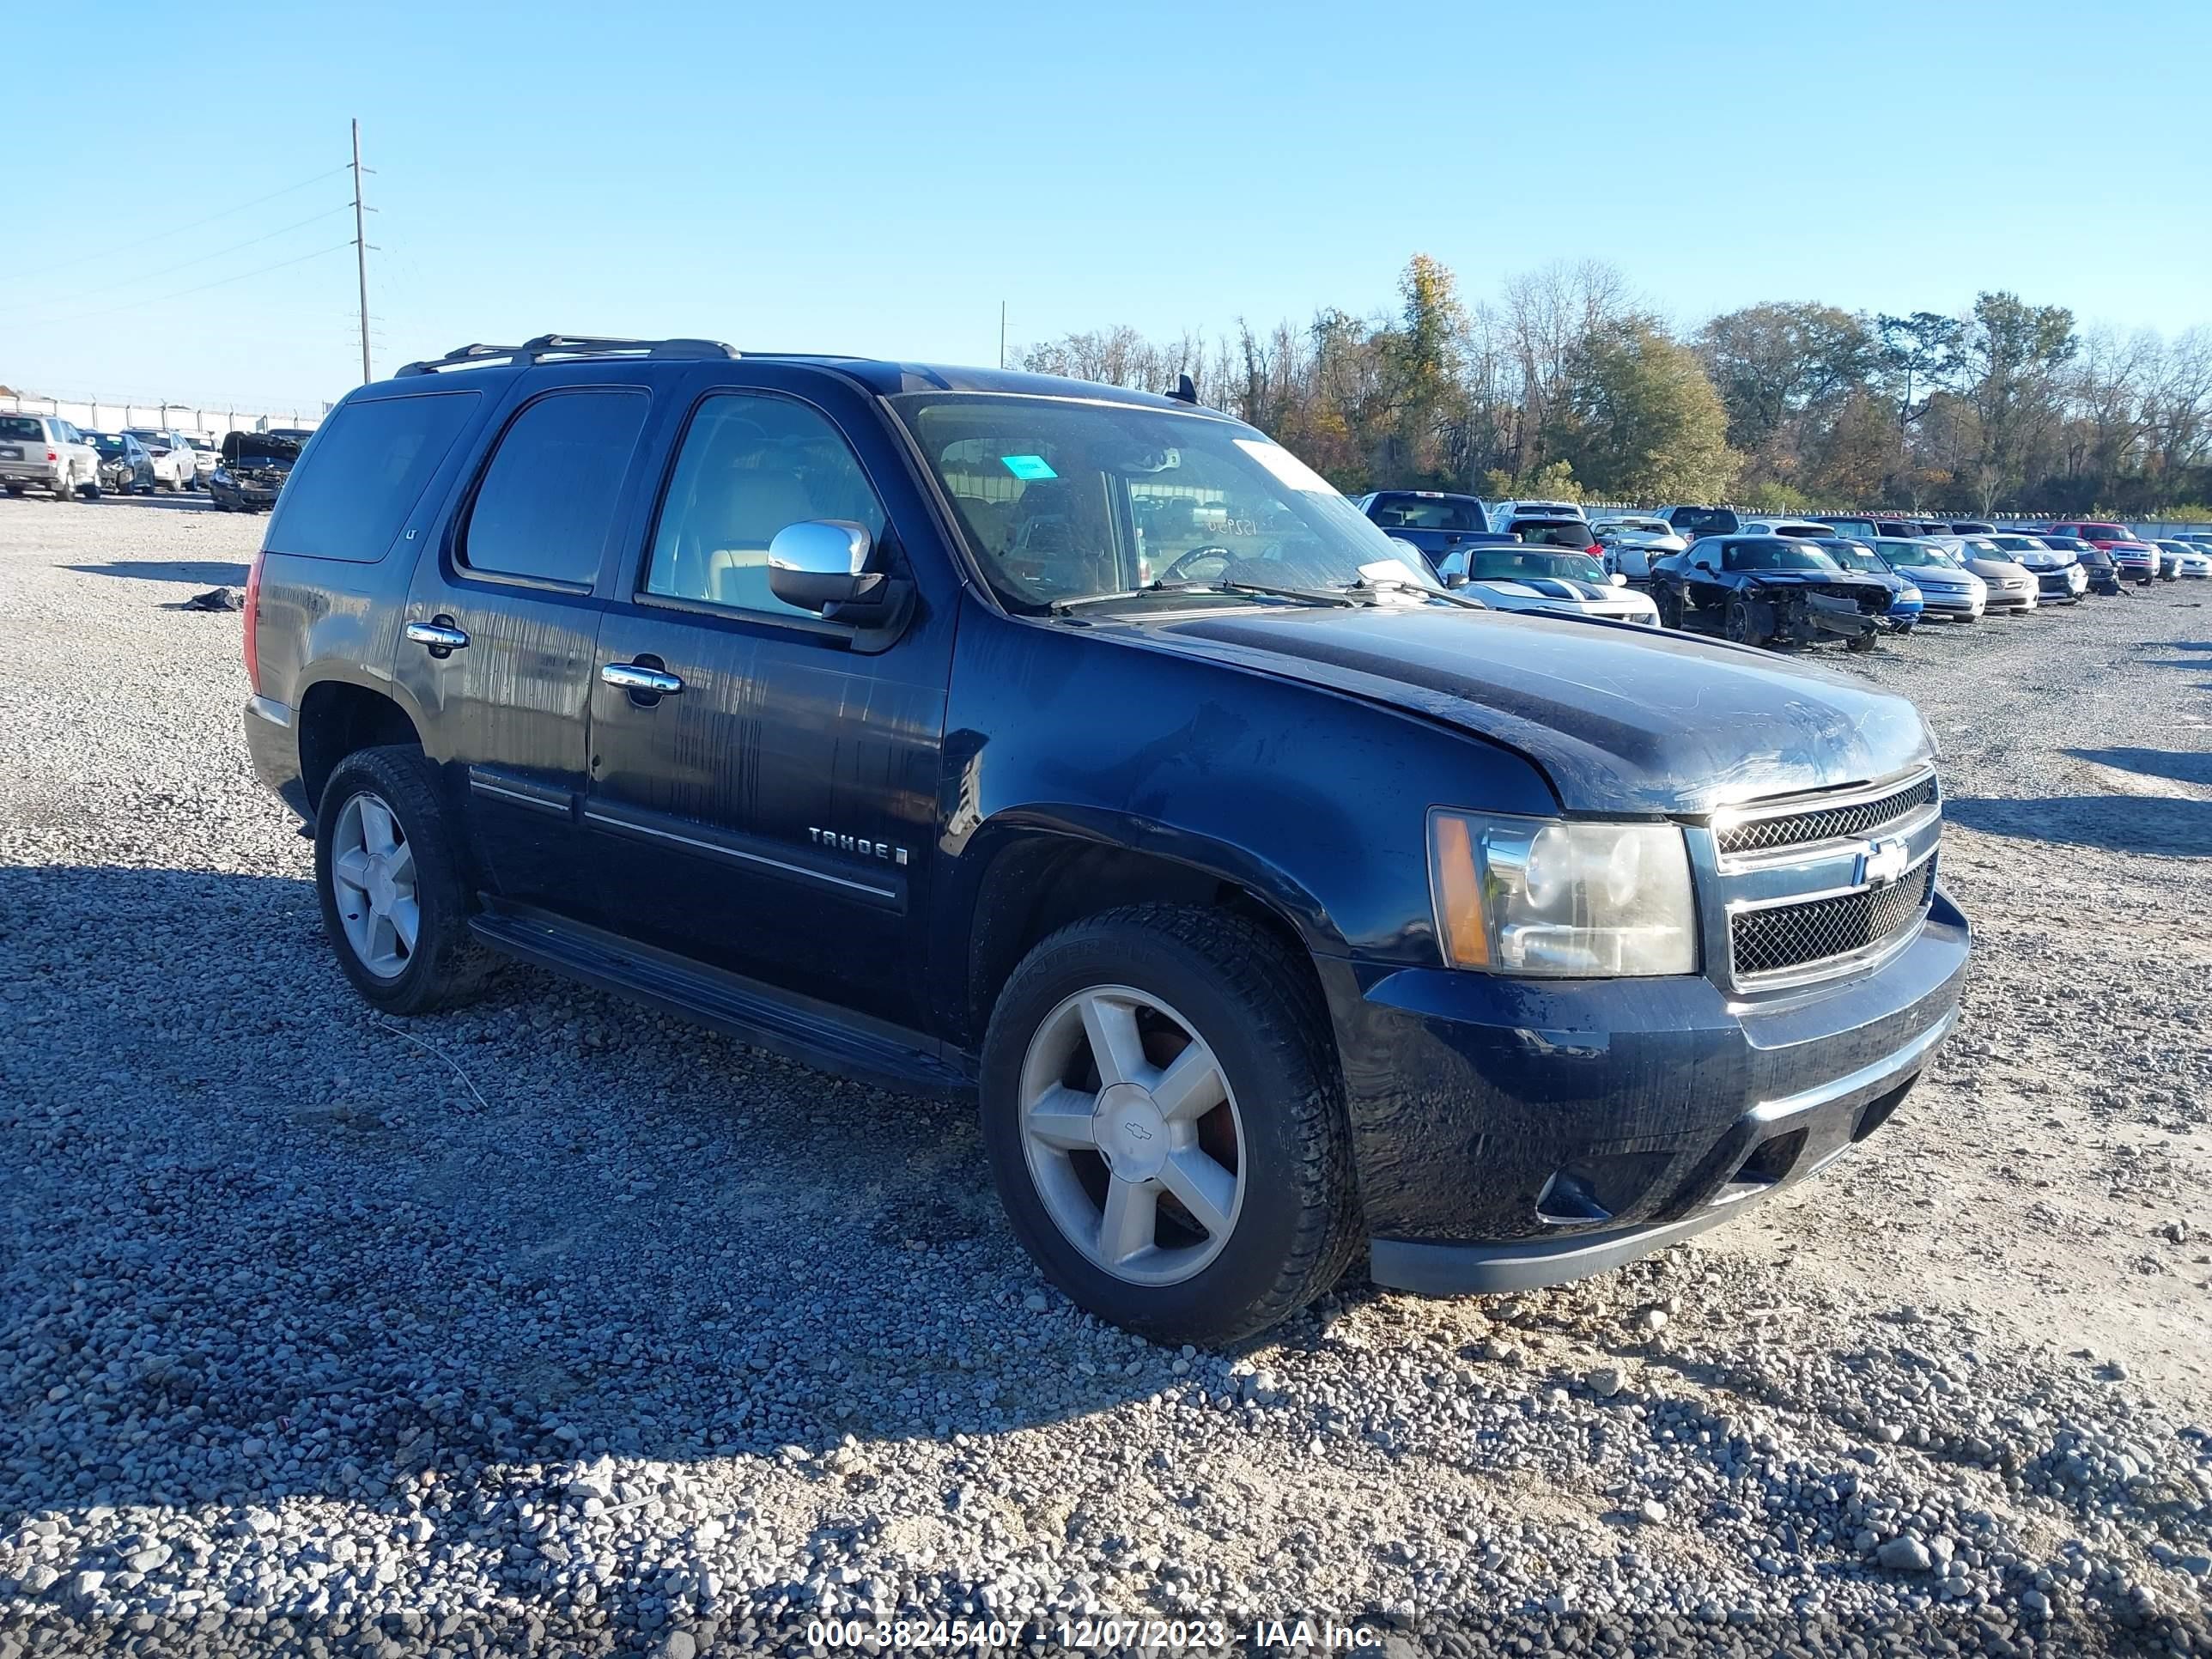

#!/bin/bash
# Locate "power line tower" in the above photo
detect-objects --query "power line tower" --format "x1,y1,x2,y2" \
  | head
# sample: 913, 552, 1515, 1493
350, 119, 375, 385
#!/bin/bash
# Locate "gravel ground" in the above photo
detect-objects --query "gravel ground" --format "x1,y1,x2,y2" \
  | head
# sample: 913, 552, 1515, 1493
1, 494, 2209, 1657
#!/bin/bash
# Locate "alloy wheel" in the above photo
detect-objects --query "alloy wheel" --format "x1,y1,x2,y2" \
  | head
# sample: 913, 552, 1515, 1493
328, 790, 420, 980
1017, 984, 1245, 1286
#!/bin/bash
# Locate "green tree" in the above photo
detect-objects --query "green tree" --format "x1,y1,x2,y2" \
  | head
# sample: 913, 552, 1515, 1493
1550, 319, 1739, 501
1695, 302, 1875, 469
1876, 312, 1965, 429
1958, 291, 2076, 510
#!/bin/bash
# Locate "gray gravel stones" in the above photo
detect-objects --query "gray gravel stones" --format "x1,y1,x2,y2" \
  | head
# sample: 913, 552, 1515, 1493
1, 501, 2209, 1655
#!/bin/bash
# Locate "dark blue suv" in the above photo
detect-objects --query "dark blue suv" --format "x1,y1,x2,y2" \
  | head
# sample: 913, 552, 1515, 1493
241, 335, 1968, 1343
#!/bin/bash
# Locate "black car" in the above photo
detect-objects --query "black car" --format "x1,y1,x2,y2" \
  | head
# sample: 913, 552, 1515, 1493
1649, 535, 1894, 650
210, 428, 313, 512
240, 333, 1966, 1345
2033, 533, 2123, 595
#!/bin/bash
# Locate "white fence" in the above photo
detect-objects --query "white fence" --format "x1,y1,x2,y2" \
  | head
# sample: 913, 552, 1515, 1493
0, 392, 327, 441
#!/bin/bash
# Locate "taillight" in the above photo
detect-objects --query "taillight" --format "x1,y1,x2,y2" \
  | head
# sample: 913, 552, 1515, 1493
45, 449, 58, 463
243, 550, 265, 694
1587, 544, 1604, 556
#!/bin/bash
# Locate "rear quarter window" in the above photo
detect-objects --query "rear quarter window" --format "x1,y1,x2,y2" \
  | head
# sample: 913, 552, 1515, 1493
0, 416, 43, 443
265, 392, 483, 563
461, 389, 650, 587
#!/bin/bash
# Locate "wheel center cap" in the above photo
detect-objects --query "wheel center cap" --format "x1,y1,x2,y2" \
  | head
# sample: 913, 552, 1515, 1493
365, 855, 395, 911
1094, 1083, 1169, 1182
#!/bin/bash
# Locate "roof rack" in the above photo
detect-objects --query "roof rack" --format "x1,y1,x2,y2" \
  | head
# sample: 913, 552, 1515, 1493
394, 334, 741, 377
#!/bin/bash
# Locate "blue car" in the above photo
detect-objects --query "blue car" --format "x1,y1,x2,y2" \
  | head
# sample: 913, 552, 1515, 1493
1809, 537, 1923, 632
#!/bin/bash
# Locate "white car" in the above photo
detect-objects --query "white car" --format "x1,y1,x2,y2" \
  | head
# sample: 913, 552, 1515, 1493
184, 434, 219, 484
124, 428, 198, 491
1589, 514, 1686, 580
1437, 544, 1661, 625
1486, 497, 1587, 533
1735, 519, 1840, 542
2153, 540, 2212, 580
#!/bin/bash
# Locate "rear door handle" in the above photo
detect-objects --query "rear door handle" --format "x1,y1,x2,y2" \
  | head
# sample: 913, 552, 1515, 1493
404, 619, 470, 652
601, 661, 684, 696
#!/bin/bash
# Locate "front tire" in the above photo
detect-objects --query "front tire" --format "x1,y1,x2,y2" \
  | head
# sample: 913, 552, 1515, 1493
1724, 594, 1764, 647
980, 904, 1359, 1346
314, 745, 487, 1015
1655, 586, 1685, 629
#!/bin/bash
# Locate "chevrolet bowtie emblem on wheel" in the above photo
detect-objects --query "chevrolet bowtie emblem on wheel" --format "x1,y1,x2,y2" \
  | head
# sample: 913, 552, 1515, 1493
1858, 837, 1910, 890
1121, 1121, 1154, 1141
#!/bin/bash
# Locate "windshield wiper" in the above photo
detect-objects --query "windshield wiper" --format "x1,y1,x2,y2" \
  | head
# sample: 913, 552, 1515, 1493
1050, 579, 1361, 615
1344, 573, 1489, 610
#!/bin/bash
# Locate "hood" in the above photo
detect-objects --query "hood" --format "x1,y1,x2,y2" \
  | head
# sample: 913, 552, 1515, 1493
1097, 605, 1933, 815
1964, 557, 2033, 583
221, 432, 304, 466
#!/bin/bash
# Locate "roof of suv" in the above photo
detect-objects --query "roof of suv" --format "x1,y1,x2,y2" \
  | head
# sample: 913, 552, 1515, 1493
384, 334, 1208, 415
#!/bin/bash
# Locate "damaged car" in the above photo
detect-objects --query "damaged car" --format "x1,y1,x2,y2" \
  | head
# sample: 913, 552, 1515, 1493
1649, 535, 1893, 652
209, 428, 312, 513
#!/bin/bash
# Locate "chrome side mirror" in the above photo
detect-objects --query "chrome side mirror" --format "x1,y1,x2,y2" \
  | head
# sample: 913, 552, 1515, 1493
767, 520, 872, 612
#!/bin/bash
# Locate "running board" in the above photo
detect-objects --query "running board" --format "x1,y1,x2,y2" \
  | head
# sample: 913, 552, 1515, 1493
468, 908, 975, 1102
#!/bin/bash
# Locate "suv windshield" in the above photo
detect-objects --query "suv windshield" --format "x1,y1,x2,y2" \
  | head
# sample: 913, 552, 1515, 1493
1464, 550, 1607, 583
1369, 494, 1486, 532
890, 394, 1434, 611
1723, 542, 1838, 572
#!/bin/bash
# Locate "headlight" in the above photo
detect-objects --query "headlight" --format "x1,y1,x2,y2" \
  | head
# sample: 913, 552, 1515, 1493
213, 467, 231, 483
1900, 586, 1922, 602
1428, 811, 1698, 976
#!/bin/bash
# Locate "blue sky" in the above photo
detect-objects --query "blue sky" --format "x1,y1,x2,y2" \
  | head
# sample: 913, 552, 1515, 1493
9, 0, 2209, 409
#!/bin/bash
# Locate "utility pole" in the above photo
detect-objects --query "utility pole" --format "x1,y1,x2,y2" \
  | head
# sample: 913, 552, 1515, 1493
351, 119, 372, 384
999, 301, 1007, 371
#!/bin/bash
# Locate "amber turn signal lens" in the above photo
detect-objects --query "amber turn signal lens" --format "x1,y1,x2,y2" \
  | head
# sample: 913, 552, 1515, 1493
1430, 812, 1491, 969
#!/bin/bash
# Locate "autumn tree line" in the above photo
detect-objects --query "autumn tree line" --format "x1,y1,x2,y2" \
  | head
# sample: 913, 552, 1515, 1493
1018, 256, 2212, 519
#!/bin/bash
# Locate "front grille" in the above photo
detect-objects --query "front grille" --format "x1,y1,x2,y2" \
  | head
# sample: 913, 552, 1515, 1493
1717, 775, 1937, 856
1731, 860, 1936, 979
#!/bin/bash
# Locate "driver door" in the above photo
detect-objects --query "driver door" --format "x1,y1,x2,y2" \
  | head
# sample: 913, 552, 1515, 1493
1688, 540, 1731, 609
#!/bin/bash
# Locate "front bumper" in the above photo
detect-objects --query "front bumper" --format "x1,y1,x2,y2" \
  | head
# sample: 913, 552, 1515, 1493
1919, 592, 1984, 618
1986, 586, 2037, 611
1321, 891, 1970, 1292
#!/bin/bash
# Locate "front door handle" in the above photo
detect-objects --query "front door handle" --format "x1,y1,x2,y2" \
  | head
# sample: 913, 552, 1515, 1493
601, 661, 684, 696
404, 619, 470, 653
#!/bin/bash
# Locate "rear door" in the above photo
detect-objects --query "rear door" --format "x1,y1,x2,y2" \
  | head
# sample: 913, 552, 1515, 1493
393, 374, 654, 919
581, 367, 953, 1030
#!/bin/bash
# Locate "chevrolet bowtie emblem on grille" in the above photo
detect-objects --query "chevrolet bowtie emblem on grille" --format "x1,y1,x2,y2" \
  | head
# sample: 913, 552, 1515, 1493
1858, 837, 1910, 890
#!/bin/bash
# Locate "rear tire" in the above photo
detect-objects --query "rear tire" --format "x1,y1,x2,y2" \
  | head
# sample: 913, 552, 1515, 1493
980, 904, 1360, 1346
314, 745, 489, 1015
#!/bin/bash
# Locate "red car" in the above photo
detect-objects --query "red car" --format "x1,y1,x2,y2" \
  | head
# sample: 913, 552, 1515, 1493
2041, 521, 2157, 585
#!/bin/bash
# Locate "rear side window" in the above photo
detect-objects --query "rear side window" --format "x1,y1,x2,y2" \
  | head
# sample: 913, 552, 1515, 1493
0, 416, 41, 443
462, 390, 649, 587
267, 392, 480, 563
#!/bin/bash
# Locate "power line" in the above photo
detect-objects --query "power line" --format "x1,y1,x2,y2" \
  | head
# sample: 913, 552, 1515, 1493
28, 243, 356, 328
2, 205, 354, 315
14, 165, 353, 282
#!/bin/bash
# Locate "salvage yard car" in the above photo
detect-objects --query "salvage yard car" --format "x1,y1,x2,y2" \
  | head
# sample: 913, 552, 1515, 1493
0, 412, 99, 501
1871, 538, 1986, 622
1588, 514, 1685, 581
125, 426, 199, 491
1353, 489, 1491, 568
1806, 536, 1923, 632
1647, 534, 1892, 650
85, 430, 157, 495
1934, 536, 2038, 613
210, 428, 309, 512
1984, 532, 2087, 604
240, 334, 1968, 1344
1434, 543, 1661, 624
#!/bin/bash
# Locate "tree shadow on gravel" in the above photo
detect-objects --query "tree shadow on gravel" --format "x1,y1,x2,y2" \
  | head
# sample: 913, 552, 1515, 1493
1947, 794, 2212, 856
64, 558, 250, 586
0, 862, 1176, 1537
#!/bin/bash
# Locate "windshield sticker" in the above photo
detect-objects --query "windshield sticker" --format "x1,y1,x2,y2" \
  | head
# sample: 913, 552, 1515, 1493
1000, 454, 1057, 481
1235, 439, 1337, 495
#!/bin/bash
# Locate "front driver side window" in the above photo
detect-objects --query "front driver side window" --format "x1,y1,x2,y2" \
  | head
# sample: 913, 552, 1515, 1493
644, 393, 888, 619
